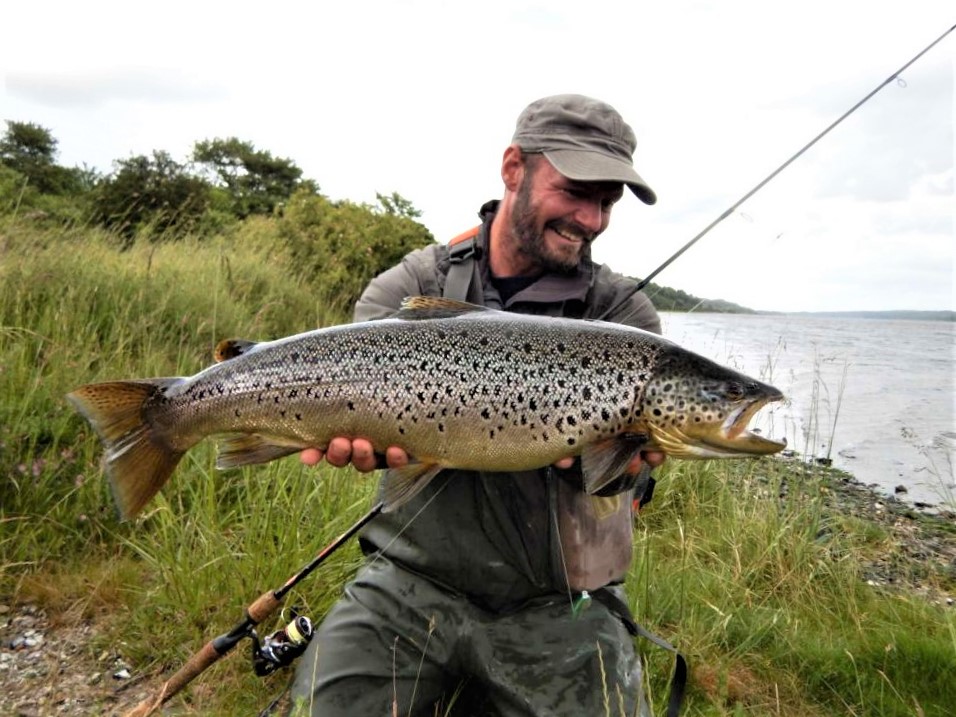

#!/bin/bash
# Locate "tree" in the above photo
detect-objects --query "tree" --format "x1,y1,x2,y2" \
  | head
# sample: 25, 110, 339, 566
92, 151, 211, 243
192, 137, 309, 218
0, 120, 81, 194
375, 191, 422, 218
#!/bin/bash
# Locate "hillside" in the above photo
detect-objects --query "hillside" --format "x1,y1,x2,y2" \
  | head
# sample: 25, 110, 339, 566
640, 281, 755, 313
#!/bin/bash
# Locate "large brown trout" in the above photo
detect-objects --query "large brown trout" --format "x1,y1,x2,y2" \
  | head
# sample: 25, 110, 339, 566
68, 297, 786, 519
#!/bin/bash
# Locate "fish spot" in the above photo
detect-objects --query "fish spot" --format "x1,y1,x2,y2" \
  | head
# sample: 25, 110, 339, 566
582, 387, 592, 400
347, 401, 355, 411
567, 437, 576, 446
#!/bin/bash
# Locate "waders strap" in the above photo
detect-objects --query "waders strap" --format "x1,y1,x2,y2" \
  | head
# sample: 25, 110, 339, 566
592, 587, 687, 717
443, 226, 480, 301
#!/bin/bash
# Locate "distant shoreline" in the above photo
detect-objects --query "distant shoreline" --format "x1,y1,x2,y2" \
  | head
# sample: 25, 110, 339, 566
755, 310, 955, 322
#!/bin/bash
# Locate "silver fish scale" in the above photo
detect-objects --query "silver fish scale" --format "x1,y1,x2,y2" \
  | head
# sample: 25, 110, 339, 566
155, 313, 668, 470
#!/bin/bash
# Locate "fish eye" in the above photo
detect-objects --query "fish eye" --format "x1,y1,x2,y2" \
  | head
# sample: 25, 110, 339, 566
724, 382, 745, 401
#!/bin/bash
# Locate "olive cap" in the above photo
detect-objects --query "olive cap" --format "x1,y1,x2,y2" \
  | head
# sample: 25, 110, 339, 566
512, 94, 656, 205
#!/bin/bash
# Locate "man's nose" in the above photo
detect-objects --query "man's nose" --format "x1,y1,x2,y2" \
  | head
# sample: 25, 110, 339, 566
573, 199, 604, 234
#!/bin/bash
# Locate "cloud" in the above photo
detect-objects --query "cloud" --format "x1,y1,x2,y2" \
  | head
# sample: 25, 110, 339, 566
5, 68, 226, 109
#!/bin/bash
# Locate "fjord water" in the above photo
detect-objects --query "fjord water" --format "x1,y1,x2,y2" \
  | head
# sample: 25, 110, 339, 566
660, 312, 955, 507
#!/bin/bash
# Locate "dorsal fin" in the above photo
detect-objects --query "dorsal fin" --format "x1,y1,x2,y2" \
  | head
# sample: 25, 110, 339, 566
395, 296, 491, 320
213, 339, 259, 362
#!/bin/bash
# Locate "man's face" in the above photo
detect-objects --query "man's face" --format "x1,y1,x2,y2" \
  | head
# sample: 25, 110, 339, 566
510, 156, 624, 274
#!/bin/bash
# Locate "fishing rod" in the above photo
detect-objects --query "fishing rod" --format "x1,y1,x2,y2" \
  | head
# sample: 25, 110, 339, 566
124, 500, 384, 717
598, 21, 956, 322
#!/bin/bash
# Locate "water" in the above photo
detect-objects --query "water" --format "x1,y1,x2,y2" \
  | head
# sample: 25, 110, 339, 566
660, 312, 956, 508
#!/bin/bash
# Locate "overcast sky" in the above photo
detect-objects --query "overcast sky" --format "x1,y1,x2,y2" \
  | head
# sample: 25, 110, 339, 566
3, 1, 953, 312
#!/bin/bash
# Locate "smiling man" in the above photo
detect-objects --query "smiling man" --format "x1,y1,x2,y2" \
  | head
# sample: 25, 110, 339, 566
291, 95, 665, 717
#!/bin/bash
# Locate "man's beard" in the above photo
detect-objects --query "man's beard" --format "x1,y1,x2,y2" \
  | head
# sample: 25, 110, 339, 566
510, 174, 586, 275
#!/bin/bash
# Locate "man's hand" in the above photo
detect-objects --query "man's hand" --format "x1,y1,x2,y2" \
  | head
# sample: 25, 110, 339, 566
299, 439, 409, 472
301, 439, 665, 474
549, 450, 666, 472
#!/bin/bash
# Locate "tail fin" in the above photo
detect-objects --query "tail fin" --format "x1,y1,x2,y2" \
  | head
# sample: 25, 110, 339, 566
67, 379, 186, 520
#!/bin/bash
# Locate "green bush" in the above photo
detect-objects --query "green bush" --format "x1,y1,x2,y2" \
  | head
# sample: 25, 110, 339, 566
279, 189, 434, 308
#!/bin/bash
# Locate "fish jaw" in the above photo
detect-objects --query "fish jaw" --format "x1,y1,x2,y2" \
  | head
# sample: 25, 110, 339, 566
648, 393, 787, 458
639, 351, 787, 459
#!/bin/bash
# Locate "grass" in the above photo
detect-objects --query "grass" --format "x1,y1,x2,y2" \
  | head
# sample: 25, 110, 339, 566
1, 216, 953, 716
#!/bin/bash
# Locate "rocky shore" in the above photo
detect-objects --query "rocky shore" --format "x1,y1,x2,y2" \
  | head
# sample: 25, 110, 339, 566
2, 467, 953, 716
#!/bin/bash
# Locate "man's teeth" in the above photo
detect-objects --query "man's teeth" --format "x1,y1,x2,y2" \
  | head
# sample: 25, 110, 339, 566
552, 226, 585, 242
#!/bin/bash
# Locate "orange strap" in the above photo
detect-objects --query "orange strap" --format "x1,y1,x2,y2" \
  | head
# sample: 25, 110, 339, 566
449, 225, 480, 246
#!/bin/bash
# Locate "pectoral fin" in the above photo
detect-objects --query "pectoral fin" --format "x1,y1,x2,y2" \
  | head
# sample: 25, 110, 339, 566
581, 433, 650, 495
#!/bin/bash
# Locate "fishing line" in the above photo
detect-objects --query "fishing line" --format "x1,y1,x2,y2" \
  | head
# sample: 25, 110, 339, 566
598, 21, 956, 321
367, 473, 451, 562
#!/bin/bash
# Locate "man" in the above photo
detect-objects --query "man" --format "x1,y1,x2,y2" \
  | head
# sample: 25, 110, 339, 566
291, 94, 665, 716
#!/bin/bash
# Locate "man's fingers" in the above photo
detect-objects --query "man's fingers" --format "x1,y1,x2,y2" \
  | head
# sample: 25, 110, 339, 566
644, 451, 666, 469
300, 439, 410, 472
385, 446, 410, 469
350, 438, 378, 472
324, 436, 354, 467
300, 447, 323, 466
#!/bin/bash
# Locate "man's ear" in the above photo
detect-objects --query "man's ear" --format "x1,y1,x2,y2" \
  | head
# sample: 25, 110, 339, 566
501, 144, 525, 192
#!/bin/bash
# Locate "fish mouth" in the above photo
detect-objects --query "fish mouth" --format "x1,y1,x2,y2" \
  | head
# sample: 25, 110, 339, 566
652, 395, 787, 458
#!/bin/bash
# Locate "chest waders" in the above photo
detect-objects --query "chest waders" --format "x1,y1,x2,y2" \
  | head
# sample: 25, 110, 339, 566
440, 226, 686, 716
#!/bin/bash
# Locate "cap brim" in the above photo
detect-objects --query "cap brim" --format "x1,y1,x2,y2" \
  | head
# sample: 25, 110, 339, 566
544, 149, 657, 205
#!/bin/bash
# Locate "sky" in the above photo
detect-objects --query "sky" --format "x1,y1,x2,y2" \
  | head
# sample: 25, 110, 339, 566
2, 1, 953, 313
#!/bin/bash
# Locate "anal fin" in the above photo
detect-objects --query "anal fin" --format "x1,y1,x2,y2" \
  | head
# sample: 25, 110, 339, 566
216, 434, 304, 468
381, 462, 444, 512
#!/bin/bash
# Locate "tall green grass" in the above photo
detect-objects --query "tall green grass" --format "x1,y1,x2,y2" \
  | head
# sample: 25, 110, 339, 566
1, 217, 952, 715
632, 460, 954, 716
